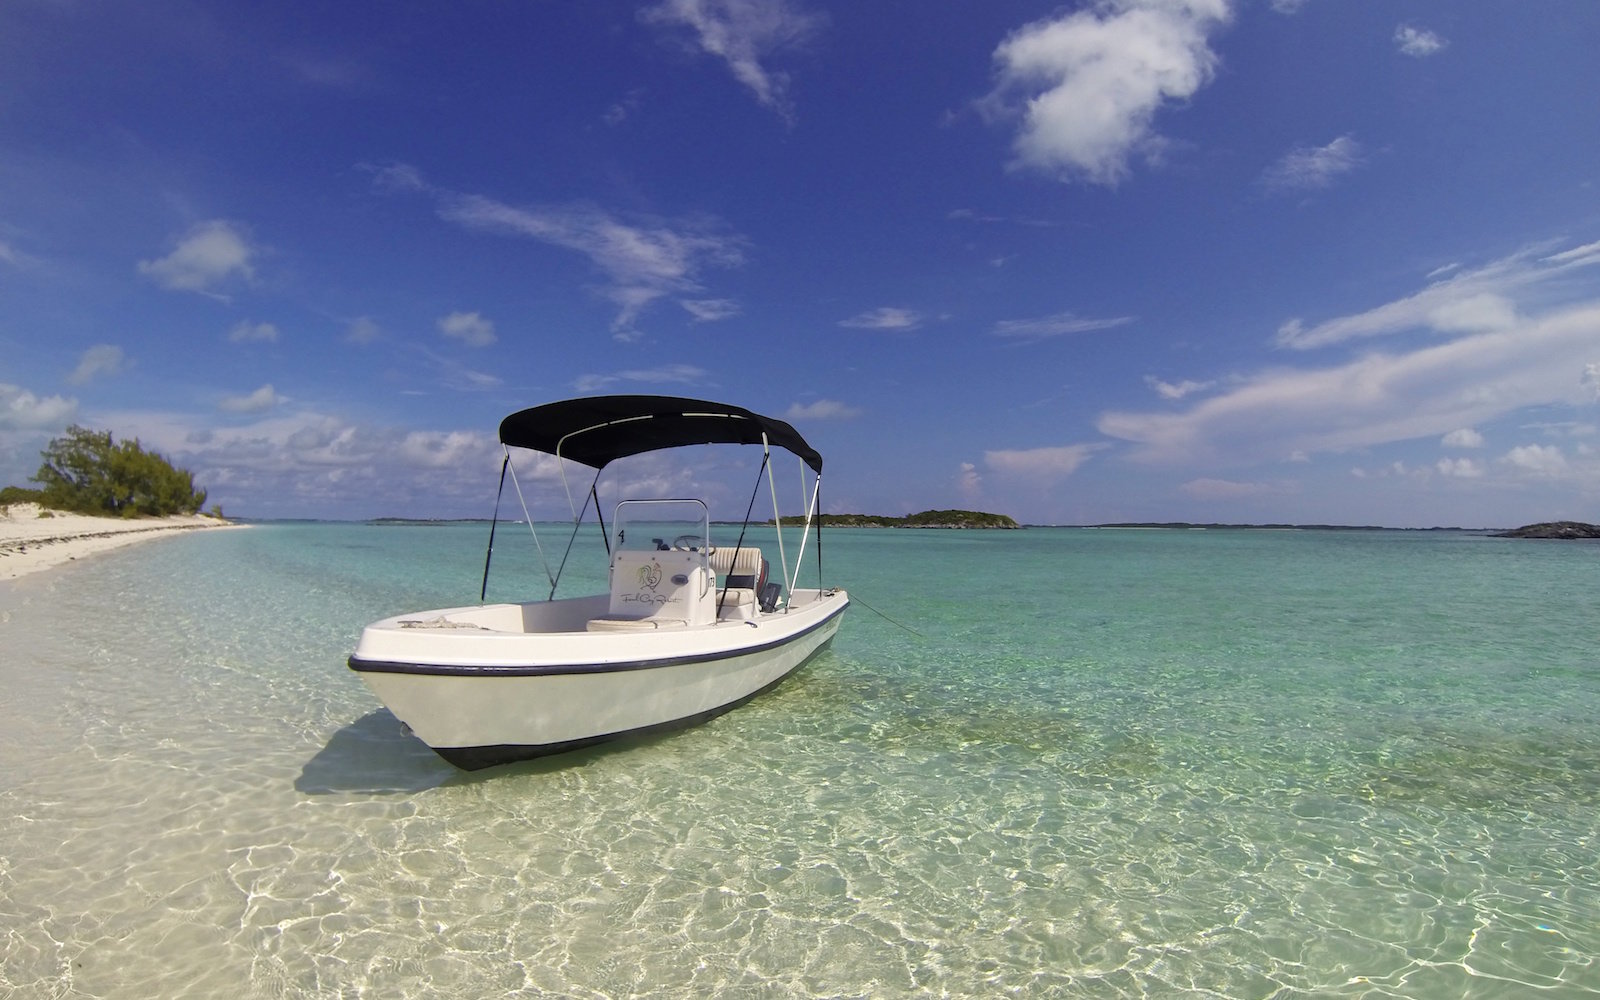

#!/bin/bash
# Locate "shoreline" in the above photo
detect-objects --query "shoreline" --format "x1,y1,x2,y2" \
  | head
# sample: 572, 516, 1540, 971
0, 503, 244, 582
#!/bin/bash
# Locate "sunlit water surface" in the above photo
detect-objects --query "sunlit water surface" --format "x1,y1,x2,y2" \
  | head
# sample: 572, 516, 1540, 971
1, 524, 1596, 997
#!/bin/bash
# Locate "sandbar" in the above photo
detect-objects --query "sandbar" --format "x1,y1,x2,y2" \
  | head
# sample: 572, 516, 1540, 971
0, 503, 242, 582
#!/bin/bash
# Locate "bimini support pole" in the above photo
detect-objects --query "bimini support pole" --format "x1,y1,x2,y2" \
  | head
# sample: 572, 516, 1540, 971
789, 469, 823, 594
719, 450, 770, 619
548, 467, 603, 601
763, 435, 793, 600
479, 451, 511, 603
505, 452, 558, 596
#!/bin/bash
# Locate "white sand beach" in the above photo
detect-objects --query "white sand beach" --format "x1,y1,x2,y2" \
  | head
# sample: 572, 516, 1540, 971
0, 502, 241, 581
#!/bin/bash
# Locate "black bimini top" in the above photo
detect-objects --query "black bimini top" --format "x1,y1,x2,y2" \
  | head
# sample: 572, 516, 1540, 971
498, 395, 822, 473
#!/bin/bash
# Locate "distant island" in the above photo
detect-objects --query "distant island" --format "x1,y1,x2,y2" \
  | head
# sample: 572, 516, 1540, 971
1492, 521, 1600, 539
1089, 521, 1391, 531
771, 509, 1021, 529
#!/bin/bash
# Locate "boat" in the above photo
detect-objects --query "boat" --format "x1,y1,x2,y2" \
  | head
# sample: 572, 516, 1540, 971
348, 395, 850, 769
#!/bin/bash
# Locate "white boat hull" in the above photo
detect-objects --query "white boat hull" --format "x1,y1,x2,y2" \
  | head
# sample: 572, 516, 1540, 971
350, 588, 848, 769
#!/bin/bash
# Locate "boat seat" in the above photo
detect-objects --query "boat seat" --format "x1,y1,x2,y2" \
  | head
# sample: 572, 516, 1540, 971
586, 616, 689, 632
709, 547, 767, 620
709, 546, 764, 584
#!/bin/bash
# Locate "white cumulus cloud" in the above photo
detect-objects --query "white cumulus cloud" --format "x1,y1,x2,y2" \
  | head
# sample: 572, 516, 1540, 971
1435, 457, 1483, 478
0, 384, 77, 430
219, 384, 283, 413
438, 311, 496, 347
1582, 362, 1600, 401
1502, 444, 1568, 476
1394, 24, 1446, 58
984, 0, 1232, 185
137, 220, 255, 295
1441, 428, 1483, 448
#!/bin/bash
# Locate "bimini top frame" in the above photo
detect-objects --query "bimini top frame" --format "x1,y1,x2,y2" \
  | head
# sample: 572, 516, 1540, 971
482, 395, 828, 604
498, 395, 821, 474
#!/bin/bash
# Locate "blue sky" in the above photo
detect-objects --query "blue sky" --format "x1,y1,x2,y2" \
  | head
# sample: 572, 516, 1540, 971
2, 0, 1598, 526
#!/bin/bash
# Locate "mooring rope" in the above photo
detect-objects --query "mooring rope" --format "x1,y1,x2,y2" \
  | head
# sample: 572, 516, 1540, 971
846, 591, 922, 638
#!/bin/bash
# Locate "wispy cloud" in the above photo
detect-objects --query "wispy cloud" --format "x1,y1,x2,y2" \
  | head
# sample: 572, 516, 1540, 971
0, 239, 40, 269
640, 0, 826, 122
438, 311, 496, 347
1100, 301, 1600, 466
1260, 135, 1363, 193
137, 220, 256, 297
840, 307, 922, 331
1276, 240, 1600, 350
785, 399, 859, 420
1145, 375, 1215, 400
1394, 24, 1446, 58
1180, 477, 1296, 499
957, 462, 984, 503
573, 364, 708, 393
280, 49, 381, 92
369, 163, 426, 194
984, 443, 1103, 480
419, 183, 745, 341
982, 0, 1233, 185
992, 311, 1133, 341
1145, 374, 1216, 398
413, 345, 503, 391
680, 298, 740, 322
603, 88, 647, 126
947, 208, 1058, 228
68, 344, 127, 385
345, 316, 382, 345
228, 320, 279, 344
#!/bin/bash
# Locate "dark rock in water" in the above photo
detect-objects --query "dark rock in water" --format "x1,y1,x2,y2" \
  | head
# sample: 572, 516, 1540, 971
1492, 521, 1600, 539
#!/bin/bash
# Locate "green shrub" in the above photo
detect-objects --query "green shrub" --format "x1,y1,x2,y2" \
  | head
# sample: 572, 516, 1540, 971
0, 485, 47, 506
30, 425, 208, 517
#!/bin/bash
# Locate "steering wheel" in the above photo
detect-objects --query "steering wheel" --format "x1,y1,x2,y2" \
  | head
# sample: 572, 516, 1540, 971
672, 534, 714, 553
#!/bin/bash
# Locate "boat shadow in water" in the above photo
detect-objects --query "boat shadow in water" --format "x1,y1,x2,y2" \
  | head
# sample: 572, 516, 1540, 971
296, 709, 691, 794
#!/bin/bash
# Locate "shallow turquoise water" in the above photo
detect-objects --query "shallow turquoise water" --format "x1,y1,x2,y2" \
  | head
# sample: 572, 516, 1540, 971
1, 524, 1595, 997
